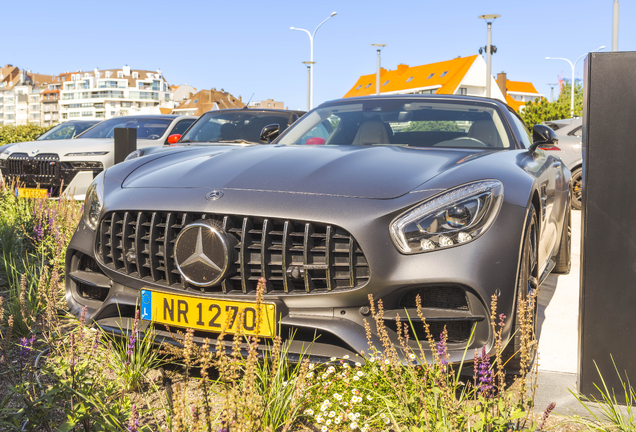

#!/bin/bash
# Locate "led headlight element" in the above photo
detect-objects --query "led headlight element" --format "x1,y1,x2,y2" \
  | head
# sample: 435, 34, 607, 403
390, 180, 504, 254
124, 149, 144, 161
65, 151, 109, 157
84, 171, 105, 231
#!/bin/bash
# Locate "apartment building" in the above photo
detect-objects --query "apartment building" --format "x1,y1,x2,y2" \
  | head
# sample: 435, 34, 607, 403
58, 66, 173, 121
248, 98, 284, 109
172, 88, 244, 116
0, 65, 58, 126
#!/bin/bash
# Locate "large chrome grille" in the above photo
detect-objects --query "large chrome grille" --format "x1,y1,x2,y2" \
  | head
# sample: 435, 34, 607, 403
6, 153, 60, 179
97, 211, 370, 294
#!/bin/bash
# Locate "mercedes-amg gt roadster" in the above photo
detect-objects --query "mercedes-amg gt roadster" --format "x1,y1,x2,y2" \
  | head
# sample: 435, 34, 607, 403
65, 95, 571, 367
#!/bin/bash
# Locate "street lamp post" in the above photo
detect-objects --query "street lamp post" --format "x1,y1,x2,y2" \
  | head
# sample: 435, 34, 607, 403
302, 61, 315, 112
613, 0, 619, 51
371, 44, 386, 95
546, 45, 605, 117
478, 14, 500, 98
547, 83, 558, 102
291, 12, 337, 109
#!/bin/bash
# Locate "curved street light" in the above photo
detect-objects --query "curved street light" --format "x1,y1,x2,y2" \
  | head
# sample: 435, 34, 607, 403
291, 11, 337, 109
546, 45, 605, 117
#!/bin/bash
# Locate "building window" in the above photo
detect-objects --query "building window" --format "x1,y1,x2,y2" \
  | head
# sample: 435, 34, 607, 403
69, 112, 80, 118
96, 112, 105, 118
383, 80, 390, 86
117, 71, 123, 78
81, 111, 92, 117
427, 73, 435, 79
122, 102, 132, 107
406, 77, 414, 83
111, 111, 115, 115
458, 87, 467, 95
440, 71, 448, 77
62, 113, 68, 119
364, 83, 372, 88
355, 85, 362, 90
105, 71, 111, 78
132, 72, 139, 79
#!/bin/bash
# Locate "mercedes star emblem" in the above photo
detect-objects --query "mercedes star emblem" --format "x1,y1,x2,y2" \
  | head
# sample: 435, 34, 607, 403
206, 190, 224, 201
174, 221, 231, 286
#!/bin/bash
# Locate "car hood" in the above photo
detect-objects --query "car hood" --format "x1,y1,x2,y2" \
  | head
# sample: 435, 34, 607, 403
6, 138, 161, 156
122, 145, 486, 199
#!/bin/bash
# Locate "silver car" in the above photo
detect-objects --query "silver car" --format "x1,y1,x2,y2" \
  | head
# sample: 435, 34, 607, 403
542, 118, 582, 209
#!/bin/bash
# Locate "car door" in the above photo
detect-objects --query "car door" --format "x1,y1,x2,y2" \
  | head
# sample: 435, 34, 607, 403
509, 113, 561, 274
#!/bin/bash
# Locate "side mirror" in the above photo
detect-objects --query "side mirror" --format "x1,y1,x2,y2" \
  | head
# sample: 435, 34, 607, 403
260, 124, 280, 143
529, 124, 558, 153
167, 134, 181, 144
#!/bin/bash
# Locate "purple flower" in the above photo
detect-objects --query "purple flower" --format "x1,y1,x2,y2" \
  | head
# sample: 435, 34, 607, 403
126, 309, 140, 357
128, 403, 139, 432
92, 329, 101, 350
70, 332, 77, 367
437, 330, 448, 366
19, 334, 35, 358
477, 346, 494, 398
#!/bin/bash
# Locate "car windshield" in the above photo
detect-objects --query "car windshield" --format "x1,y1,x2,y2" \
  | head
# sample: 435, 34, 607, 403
180, 111, 296, 144
278, 99, 511, 149
37, 121, 99, 140
78, 117, 172, 140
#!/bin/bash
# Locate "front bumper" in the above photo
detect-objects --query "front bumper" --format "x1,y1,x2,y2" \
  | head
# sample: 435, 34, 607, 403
2, 153, 102, 198
65, 186, 527, 362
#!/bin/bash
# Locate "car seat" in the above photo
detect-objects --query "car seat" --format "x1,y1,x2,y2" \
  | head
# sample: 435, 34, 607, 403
352, 121, 391, 145
467, 120, 501, 147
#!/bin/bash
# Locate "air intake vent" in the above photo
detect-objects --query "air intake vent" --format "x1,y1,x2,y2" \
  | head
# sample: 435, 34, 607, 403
399, 286, 469, 310
97, 211, 370, 295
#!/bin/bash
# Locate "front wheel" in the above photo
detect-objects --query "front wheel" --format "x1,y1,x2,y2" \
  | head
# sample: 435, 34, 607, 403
503, 207, 538, 373
570, 167, 583, 210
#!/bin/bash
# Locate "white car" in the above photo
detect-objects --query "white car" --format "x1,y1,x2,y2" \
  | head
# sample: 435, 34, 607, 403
0, 115, 196, 199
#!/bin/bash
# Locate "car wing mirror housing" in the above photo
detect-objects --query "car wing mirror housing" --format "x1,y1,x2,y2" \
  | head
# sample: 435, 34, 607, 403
260, 124, 280, 143
529, 124, 558, 153
167, 134, 181, 144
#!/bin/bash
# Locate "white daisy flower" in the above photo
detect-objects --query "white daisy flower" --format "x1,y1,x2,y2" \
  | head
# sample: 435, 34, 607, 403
321, 426, 328, 432
350, 422, 358, 429
409, 353, 416, 360
330, 357, 337, 361
343, 355, 349, 359
357, 371, 364, 377
355, 362, 362, 367
305, 408, 314, 415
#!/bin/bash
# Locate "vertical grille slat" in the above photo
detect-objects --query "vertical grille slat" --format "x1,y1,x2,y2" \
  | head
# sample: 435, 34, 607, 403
281, 221, 292, 294
96, 211, 370, 295
164, 212, 175, 285
303, 223, 313, 293
148, 212, 160, 282
325, 225, 333, 291
261, 219, 272, 293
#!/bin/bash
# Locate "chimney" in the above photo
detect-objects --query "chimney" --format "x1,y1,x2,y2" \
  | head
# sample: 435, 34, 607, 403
396, 64, 409, 75
94, 67, 100, 78
239, 96, 242, 102
496, 72, 507, 96
122, 65, 131, 76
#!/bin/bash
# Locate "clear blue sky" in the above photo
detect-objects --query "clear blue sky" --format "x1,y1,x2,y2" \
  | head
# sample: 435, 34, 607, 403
4, 0, 632, 110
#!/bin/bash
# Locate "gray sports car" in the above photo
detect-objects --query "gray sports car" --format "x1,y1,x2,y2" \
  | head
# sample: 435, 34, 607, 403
65, 95, 571, 368
542, 118, 583, 210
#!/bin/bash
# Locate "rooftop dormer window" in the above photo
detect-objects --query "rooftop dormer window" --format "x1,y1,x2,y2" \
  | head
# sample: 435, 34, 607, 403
364, 83, 372, 88
427, 73, 435, 79
105, 71, 111, 78
132, 72, 139, 79
406, 77, 414, 82
117, 71, 123, 78
355, 85, 362, 90
383, 80, 390, 86
440, 71, 448, 77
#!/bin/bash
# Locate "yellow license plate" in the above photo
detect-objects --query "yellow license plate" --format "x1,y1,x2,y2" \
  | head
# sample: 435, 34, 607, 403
140, 289, 277, 338
17, 188, 47, 199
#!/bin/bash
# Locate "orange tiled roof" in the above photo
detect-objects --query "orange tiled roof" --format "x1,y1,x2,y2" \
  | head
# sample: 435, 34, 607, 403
506, 80, 539, 94
159, 108, 173, 114
505, 95, 524, 111
343, 55, 478, 98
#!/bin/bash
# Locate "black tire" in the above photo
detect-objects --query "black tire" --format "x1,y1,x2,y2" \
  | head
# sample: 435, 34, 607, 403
553, 205, 571, 274
503, 207, 538, 373
570, 167, 582, 210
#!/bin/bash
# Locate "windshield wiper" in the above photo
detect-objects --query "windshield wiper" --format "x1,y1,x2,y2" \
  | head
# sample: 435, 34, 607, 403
217, 139, 259, 144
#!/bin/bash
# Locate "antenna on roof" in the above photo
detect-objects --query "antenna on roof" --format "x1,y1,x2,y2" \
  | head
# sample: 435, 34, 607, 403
243, 93, 255, 109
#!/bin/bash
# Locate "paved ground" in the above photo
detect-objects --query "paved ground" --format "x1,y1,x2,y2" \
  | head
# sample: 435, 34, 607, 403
534, 210, 587, 416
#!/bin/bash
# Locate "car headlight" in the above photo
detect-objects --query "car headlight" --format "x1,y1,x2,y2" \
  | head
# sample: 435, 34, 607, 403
84, 171, 105, 231
65, 151, 109, 157
124, 149, 144, 161
390, 180, 504, 254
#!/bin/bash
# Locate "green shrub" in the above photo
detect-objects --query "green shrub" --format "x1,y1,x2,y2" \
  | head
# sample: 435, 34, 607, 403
0, 123, 52, 145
